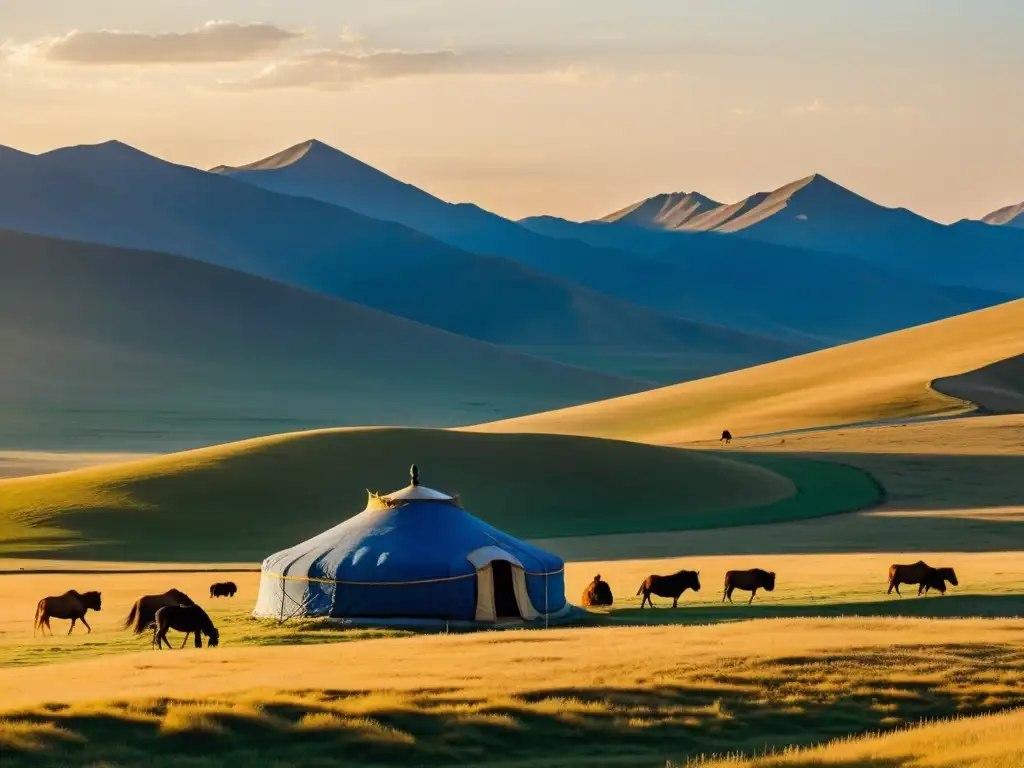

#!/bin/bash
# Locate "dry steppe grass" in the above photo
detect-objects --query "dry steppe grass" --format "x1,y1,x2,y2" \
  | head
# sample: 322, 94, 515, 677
2, 618, 1024, 766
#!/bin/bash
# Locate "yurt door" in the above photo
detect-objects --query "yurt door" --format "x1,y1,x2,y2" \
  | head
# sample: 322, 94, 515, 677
490, 560, 521, 619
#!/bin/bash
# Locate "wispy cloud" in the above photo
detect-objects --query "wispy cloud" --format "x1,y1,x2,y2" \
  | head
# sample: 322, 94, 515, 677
223, 48, 577, 90
787, 98, 826, 115
16, 21, 303, 65
730, 107, 753, 116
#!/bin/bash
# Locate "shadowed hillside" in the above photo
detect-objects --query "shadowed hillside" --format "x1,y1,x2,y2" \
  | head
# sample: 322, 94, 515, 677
0, 229, 643, 452
475, 298, 1024, 444
520, 215, 1009, 344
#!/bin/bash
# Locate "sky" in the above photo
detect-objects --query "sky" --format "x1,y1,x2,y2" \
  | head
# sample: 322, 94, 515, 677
1, 0, 1022, 223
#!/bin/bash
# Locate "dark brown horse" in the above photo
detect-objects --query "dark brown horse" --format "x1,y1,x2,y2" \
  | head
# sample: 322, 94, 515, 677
723, 569, 775, 604
889, 561, 958, 596
636, 570, 701, 608
124, 589, 196, 634
209, 581, 237, 598
34, 590, 102, 635
581, 574, 613, 607
152, 605, 219, 650
721, 430, 733, 444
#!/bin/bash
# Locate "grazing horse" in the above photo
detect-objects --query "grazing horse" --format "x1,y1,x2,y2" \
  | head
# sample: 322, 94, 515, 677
209, 581, 237, 598
581, 574, 614, 607
152, 605, 219, 650
34, 590, 102, 635
636, 569, 701, 608
124, 589, 196, 634
723, 569, 776, 604
721, 430, 733, 444
888, 561, 958, 596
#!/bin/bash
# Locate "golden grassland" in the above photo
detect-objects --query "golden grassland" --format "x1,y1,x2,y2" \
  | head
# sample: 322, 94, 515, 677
3, 618, 1024, 766
473, 298, 1024, 443
691, 707, 1024, 767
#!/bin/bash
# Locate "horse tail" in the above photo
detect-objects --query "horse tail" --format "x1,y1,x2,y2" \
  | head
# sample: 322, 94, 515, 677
636, 580, 646, 596
123, 600, 140, 632
33, 599, 45, 634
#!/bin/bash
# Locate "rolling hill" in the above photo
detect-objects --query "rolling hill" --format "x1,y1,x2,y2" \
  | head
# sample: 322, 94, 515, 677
520, 215, 1011, 345
594, 174, 1024, 293
0, 426, 891, 561
474, 298, 1024, 444
0, 228, 646, 452
983, 200, 1024, 228
0, 142, 807, 383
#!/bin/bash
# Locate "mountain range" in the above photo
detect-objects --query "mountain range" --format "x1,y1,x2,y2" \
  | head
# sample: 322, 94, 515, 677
0, 137, 1020, 449
213, 140, 1014, 343
586, 174, 1024, 294
0, 140, 807, 384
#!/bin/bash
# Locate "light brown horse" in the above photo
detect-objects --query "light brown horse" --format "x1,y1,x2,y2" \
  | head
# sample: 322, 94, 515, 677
34, 590, 102, 635
124, 589, 196, 634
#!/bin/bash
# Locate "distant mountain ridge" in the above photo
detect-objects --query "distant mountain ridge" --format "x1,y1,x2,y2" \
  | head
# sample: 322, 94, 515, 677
0, 140, 810, 384
592, 174, 1024, 293
599, 191, 722, 229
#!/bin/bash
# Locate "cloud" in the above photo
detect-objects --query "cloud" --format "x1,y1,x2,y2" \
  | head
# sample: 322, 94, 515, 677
730, 107, 753, 116
787, 98, 826, 115
28, 21, 302, 65
223, 47, 575, 90
339, 27, 364, 44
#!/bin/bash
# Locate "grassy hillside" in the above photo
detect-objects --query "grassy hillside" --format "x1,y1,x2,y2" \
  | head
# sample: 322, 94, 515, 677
0, 229, 643, 452
698, 708, 1024, 767
476, 299, 1024, 444
0, 427, 889, 561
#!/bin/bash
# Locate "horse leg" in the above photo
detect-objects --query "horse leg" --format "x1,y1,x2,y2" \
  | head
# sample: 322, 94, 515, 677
672, 595, 679, 608
894, 582, 902, 596
195, 633, 203, 649
180, 632, 191, 649
43, 616, 52, 635
68, 618, 76, 635
748, 588, 757, 605
81, 616, 92, 634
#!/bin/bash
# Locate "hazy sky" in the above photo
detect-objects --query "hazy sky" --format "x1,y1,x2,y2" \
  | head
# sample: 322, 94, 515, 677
2, 1, 1022, 222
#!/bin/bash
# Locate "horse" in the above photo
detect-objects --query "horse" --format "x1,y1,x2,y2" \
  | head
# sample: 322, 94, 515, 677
581, 574, 613, 607
721, 430, 733, 444
920, 567, 959, 595
34, 590, 102, 636
636, 569, 701, 608
723, 569, 775, 604
152, 605, 219, 650
209, 581, 237, 598
124, 589, 196, 634
888, 561, 957, 596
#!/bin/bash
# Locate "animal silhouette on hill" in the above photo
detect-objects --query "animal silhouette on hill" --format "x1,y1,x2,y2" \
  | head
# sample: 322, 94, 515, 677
124, 589, 196, 634
720, 430, 733, 444
152, 605, 220, 649
636, 569, 701, 608
723, 569, 776, 604
581, 574, 613, 607
210, 581, 237, 598
34, 590, 102, 635
888, 561, 959, 596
